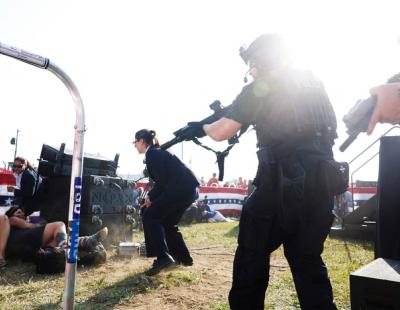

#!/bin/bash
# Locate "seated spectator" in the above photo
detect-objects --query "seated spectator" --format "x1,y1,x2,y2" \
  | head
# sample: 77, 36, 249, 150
196, 200, 232, 223
4, 206, 108, 263
7, 157, 44, 216
207, 173, 219, 187
200, 176, 206, 186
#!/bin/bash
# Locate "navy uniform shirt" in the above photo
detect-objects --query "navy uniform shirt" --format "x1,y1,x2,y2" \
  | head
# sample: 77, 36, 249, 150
145, 147, 199, 206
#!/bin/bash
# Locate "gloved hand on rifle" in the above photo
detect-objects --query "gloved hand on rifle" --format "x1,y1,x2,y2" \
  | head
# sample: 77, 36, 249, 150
187, 121, 206, 138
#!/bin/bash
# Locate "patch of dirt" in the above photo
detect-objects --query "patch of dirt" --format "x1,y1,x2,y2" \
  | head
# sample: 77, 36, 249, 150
114, 246, 288, 310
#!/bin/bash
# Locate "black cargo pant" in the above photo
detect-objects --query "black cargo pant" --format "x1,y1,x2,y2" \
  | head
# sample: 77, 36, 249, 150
229, 155, 337, 310
142, 188, 198, 261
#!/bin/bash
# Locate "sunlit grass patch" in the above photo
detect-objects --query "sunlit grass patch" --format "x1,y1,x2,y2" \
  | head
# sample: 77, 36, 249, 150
181, 222, 238, 250
161, 271, 200, 288
209, 302, 230, 310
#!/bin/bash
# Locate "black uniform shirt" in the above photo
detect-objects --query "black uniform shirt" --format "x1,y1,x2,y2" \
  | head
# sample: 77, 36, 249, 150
225, 67, 337, 148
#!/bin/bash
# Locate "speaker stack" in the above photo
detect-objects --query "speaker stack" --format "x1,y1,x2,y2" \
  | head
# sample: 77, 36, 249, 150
350, 136, 400, 309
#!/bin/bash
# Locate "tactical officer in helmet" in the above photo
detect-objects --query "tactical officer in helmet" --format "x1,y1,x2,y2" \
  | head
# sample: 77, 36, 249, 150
188, 34, 338, 309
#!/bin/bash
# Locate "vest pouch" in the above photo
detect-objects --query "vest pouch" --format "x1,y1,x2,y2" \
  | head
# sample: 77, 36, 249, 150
318, 160, 349, 196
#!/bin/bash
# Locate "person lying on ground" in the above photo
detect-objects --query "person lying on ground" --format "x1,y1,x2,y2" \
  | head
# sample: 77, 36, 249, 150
3, 206, 108, 264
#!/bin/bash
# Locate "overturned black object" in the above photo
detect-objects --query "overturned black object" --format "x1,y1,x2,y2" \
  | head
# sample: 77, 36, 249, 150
350, 258, 400, 309
40, 175, 140, 246
38, 143, 119, 177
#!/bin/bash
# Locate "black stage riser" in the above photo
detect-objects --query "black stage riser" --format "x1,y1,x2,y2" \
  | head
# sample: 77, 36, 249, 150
376, 136, 400, 259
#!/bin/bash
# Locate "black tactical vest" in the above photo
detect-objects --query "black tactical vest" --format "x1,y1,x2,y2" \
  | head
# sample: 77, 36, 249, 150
254, 68, 337, 149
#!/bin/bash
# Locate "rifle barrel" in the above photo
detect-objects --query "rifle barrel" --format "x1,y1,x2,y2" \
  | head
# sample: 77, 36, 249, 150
339, 133, 358, 152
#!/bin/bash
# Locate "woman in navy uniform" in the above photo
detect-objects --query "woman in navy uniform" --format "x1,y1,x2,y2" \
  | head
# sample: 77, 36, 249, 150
133, 129, 199, 276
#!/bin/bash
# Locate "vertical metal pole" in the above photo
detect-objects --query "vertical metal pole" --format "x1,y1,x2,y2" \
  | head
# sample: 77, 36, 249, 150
0, 42, 85, 310
13, 129, 19, 159
47, 63, 85, 310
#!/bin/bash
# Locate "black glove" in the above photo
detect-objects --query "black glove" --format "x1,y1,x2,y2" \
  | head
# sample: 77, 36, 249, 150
187, 121, 206, 138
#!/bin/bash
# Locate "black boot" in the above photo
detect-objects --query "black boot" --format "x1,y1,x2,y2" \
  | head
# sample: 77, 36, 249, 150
79, 227, 108, 251
145, 254, 175, 276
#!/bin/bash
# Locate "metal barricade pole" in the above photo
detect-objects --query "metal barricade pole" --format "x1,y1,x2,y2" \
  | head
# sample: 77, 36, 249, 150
0, 42, 85, 310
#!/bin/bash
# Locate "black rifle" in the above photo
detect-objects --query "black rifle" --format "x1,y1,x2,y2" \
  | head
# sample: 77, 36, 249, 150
339, 96, 377, 152
340, 73, 400, 152
160, 100, 232, 150
160, 100, 243, 181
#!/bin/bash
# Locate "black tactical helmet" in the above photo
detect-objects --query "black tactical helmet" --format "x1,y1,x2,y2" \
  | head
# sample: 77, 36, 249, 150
239, 33, 289, 69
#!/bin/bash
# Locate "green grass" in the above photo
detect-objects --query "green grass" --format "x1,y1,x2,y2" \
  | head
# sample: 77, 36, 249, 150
0, 222, 374, 309
162, 271, 200, 289
180, 222, 239, 250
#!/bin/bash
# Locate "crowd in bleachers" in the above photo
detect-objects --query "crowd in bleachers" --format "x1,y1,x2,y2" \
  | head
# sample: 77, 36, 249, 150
200, 173, 249, 189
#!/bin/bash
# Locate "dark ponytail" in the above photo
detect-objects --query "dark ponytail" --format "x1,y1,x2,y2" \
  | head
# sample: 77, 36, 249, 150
135, 129, 160, 147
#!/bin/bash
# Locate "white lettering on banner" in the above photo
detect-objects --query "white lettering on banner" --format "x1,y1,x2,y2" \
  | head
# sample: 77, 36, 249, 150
75, 192, 81, 202
73, 203, 80, 214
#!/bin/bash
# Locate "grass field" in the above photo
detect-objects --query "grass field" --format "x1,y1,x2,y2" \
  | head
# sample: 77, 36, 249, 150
0, 222, 374, 309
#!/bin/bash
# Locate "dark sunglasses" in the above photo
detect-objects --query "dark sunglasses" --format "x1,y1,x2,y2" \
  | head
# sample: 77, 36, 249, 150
13, 164, 23, 168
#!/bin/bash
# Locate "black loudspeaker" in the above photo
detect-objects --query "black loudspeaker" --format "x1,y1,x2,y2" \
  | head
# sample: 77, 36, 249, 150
40, 175, 140, 246
38, 143, 119, 177
350, 136, 400, 309
376, 136, 400, 259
